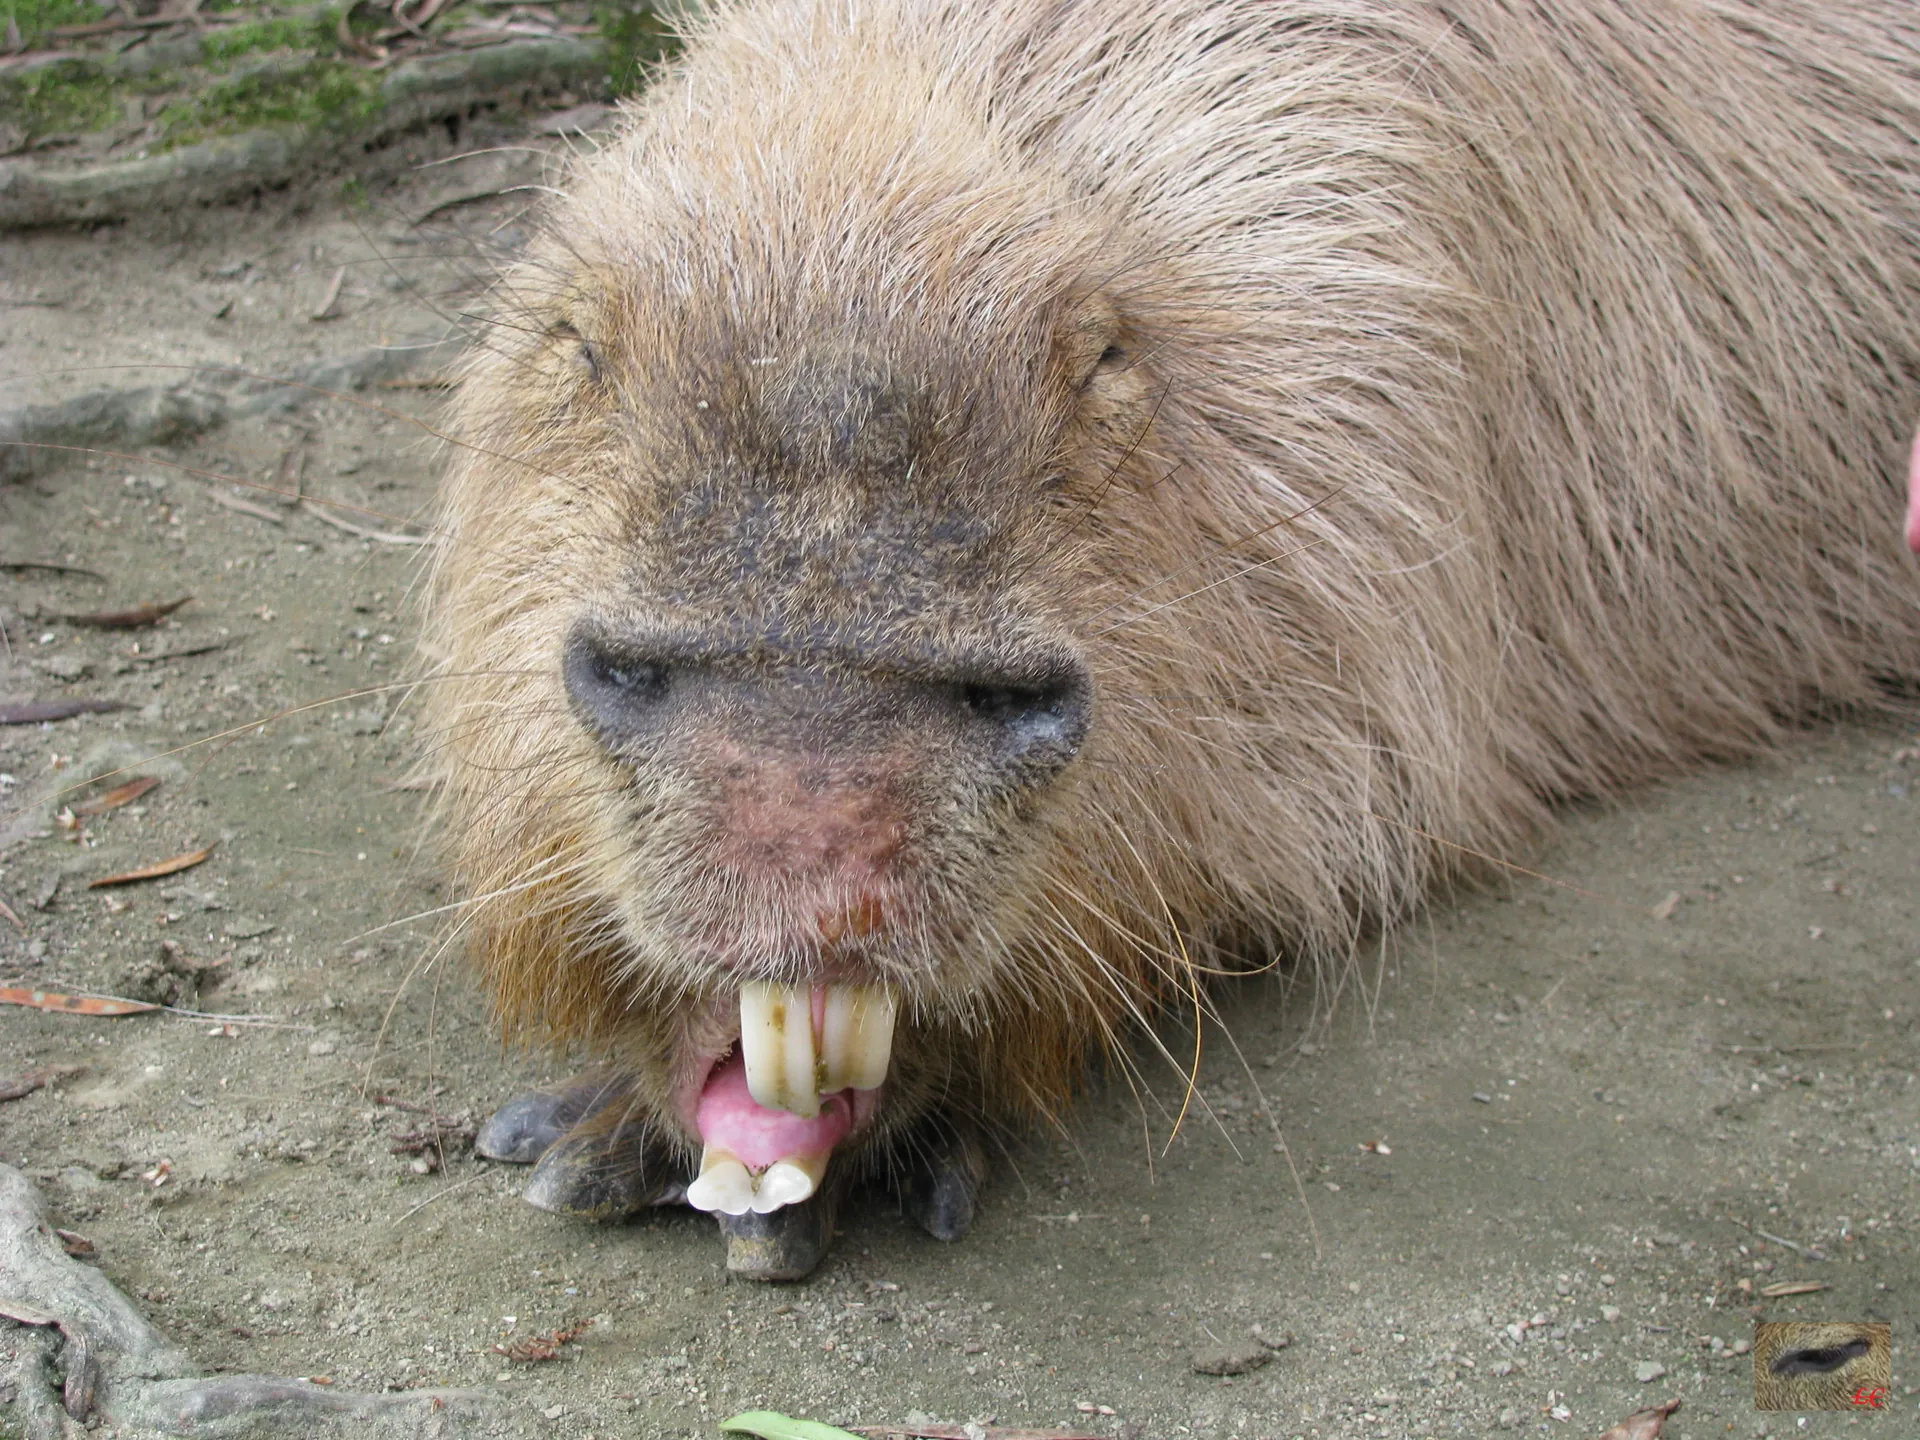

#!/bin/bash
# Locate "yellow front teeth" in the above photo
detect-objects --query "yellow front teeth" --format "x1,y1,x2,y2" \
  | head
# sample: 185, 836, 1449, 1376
738, 982, 897, 1117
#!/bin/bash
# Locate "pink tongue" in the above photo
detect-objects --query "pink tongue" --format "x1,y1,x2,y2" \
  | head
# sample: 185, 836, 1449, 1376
695, 1052, 853, 1171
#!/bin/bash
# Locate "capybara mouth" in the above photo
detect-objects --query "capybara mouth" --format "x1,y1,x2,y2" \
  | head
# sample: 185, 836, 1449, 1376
680, 983, 893, 1216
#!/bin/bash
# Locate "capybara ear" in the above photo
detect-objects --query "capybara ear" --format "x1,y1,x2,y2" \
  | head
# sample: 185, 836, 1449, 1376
1056, 291, 1127, 393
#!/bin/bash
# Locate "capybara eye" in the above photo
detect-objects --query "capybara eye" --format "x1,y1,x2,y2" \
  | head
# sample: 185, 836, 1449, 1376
1771, 1339, 1873, 1376
1096, 344, 1127, 370
550, 322, 601, 382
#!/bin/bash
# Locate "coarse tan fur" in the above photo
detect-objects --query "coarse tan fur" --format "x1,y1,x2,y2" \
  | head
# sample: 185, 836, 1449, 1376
422, 0, 1920, 1181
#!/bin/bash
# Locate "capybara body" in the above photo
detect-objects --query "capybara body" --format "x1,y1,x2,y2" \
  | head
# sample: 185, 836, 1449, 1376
426, 0, 1920, 1253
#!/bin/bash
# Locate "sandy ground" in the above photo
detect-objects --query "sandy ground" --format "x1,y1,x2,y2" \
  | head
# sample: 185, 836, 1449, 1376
2, 169, 1918, 1440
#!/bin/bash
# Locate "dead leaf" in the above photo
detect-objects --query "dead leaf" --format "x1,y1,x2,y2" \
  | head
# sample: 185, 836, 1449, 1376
0, 987, 159, 1016
0, 699, 132, 725
1649, 890, 1681, 921
310, 265, 347, 321
72, 775, 161, 817
0, 896, 22, 933
299, 500, 431, 545
205, 489, 286, 526
56, 596, 192, 629
0, 562, 106, 582
1759, 1280, 1829, 1298
1594, 1398, 1680, 1440
89, 843, 217, 887
126, 640, 234, 666
0, 1063, 85, 1102
493, 1319, 593, 1363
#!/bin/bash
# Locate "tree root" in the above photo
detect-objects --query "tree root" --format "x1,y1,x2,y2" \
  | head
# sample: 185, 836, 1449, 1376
0, 338, 462, 483
0, 1164, 506, 1438
0, 38, 608, 232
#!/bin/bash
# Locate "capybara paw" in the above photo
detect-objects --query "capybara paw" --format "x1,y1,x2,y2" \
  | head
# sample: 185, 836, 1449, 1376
475, 1073, 636, 1164
517, 1102, 691, 1220
901, 1122, 988, 1243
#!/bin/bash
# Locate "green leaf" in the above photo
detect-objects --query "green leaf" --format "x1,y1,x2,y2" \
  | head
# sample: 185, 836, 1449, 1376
719, 1412, 866, 1440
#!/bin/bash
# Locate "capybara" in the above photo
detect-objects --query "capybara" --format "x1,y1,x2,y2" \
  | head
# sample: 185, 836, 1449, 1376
423, 0, 1920, 1277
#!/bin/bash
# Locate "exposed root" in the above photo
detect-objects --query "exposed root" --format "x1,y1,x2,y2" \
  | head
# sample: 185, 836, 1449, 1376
0, 1164, 504, 1438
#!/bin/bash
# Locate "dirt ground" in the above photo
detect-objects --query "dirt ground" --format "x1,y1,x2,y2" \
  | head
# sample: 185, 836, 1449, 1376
2, 156, 1918, 1440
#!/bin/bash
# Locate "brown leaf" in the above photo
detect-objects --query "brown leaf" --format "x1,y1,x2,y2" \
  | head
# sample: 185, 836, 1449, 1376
1759, 1280, 1829, 1298
493, 1319, 593, 1362
0, 896, 22, 934
72, 775, 161, 817
89, 843, 217, 887
57, 596, 192, 629
0, 698, 132, 725
0, 1063, 85, 1101
1594, 1398, 1680, 1440
0, 987, 159, 1016
0, 562, 106, 582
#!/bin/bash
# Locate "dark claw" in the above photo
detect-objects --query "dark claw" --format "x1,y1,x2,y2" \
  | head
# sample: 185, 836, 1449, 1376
521, 1130, 690, 1220
903, 1122, 988, 1242
516, 1092, 692, 1220
716, 1181, 843, 1281
475, 1074, 635, 1164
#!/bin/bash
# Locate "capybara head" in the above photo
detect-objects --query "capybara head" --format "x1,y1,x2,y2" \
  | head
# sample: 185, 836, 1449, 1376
423, 32, 1207, 1214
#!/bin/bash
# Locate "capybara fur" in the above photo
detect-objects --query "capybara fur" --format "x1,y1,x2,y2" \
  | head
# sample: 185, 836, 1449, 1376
424, 0, 1920, 1229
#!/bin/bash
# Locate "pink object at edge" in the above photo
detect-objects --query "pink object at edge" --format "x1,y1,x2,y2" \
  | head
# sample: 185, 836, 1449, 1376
1907, 428, 1920, 555
694, 1051, 853, 1170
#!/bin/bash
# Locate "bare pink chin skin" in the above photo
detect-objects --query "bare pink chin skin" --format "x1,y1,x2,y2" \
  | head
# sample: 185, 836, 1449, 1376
1907, 428, 1920, 555
694, 1052, 864, 1171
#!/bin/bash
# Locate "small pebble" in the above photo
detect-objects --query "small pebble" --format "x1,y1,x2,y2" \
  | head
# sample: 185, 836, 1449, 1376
1600, 1305, 1622, 1323
1634, 1360, 1666, 1383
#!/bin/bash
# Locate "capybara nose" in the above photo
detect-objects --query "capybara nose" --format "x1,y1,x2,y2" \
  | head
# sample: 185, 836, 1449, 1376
952, 661, 1093, 786
563, 619, 1092, 788
563, 624, 677, 743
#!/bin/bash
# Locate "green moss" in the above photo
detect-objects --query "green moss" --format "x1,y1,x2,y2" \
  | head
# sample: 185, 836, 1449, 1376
155, 55, 379, 146
198, 12, 332, 61
2, 0, 110, 49
592, 0, 675, 97
0, 61, 122, 138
